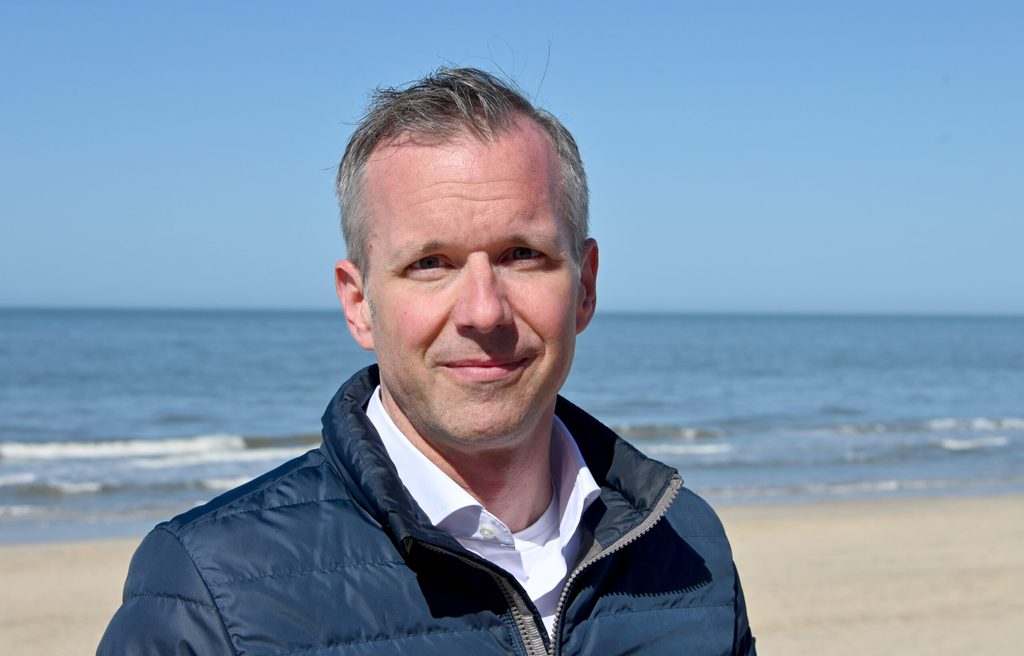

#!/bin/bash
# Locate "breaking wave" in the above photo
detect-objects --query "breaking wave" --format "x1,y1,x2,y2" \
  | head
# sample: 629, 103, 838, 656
0, 434, 247, 460
642, 443, 734, 456
704, 476, 1024, 500
0, 473, 37, 487
939, 436, 1010, 452
613, 424, 720, 440
835, 417, 1024, 435
199, 476, 257, 491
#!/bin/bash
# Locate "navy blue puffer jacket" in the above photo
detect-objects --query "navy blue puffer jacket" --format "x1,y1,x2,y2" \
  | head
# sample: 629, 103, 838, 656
99, 366, 756, 655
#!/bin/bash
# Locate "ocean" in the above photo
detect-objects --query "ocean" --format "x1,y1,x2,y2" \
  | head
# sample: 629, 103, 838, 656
1, 309, 1022, 542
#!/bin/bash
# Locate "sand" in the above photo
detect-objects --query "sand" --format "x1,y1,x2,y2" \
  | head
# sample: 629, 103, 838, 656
2, 494, 1021, 655
0, 538, 137, 654
721, 495, 1024, 655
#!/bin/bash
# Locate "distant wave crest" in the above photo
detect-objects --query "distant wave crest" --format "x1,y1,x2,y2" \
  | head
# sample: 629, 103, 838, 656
836, 417, 1024, 435
642, 443, 733, 456
928, 417, 1024, 431
200, 476, 256, 491
705, 475, 1024, 500
940, 436, 1010, 452
0, 434, 247, 460
613, 424, 720, 440
0, 472, 37, 487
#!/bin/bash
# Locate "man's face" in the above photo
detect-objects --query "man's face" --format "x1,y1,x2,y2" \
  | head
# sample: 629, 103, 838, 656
336, 120, 597, 455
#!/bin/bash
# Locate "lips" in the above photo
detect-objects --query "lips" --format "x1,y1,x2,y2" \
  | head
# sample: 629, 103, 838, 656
439, 357, 529, 383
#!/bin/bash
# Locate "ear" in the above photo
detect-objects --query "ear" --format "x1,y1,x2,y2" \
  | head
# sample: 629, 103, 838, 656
575, 238, 599, 334
335, 259, 375, 350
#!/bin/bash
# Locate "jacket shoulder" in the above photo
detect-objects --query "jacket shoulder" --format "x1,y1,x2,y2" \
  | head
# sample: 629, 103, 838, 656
99, 448, 393, 654
164, 448, 343, 531
160, 448, 391, 584
665, 486, 730, 538
665, 487, 756, 656
98, 526, 235, 654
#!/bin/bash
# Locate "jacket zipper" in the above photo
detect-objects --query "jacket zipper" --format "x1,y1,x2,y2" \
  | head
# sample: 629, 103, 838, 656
415, 473, 682, 656
418, 542, 549, 656
547, 474, 683, 655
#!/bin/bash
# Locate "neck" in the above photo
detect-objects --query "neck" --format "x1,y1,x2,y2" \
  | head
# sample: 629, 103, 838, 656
381, 391, 555, 532
437, 437, 554, 532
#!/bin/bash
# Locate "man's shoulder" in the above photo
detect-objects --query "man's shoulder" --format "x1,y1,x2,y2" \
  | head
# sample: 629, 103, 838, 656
163, 448, 340, 534
102, 444, 406, 654
121, 444, 397, 600
152, 447, 385, 567
665, 485, 730, 539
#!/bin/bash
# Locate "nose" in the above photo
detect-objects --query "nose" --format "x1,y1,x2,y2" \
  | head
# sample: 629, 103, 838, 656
451, 255, 513, 333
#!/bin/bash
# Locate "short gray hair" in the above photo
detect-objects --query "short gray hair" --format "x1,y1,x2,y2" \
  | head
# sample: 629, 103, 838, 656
335, 67, 589, 272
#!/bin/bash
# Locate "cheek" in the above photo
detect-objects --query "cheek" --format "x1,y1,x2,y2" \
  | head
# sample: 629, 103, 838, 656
376, 295, 447, 352
514, 281, 579, 341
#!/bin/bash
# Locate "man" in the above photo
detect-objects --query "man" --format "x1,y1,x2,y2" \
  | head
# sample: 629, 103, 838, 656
99, 68, 755, 655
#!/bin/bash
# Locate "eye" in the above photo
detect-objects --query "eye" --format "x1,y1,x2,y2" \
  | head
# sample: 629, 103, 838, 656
409, 256, 444, 270
508, 247, 541, 261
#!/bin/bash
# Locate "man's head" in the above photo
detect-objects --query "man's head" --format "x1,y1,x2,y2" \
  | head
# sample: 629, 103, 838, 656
334, 68, 597, 459
336, 67, 589, 274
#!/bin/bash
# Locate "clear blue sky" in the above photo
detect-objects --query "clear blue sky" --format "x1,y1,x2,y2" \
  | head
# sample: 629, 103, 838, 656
2, 1, 1021, 314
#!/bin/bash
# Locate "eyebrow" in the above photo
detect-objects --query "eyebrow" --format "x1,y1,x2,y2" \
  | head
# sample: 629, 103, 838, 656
392, 240, 445, 263
391, 233, 566, 262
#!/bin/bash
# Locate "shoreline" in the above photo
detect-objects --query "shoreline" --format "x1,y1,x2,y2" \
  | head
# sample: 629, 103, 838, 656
2, 493, 1022, 654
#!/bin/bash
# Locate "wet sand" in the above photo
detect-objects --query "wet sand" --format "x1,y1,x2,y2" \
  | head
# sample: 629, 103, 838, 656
2, 494, 1021, 654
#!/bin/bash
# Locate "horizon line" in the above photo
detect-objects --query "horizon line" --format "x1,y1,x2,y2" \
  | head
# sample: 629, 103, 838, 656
2, 304, 1022, 319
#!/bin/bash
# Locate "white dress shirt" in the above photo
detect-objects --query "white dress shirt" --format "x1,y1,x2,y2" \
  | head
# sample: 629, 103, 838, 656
366, 386, 601, 636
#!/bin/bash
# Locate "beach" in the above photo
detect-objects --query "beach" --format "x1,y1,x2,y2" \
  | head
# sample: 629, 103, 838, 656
2, 494, 1021, 655
724, 494, 1024, 654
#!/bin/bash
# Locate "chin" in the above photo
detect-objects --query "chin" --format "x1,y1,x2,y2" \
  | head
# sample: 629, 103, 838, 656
431, 405, 539, 448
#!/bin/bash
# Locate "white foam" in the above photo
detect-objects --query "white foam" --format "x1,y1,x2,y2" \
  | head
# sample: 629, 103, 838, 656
0, 434, 246, 460
837, 423, 888, 434
926, 417, 1024, 432
200, 476, 255, 491
940, 436, 1010, 452
128, 447, 305, 469
643, 443, 733, 456
827, 417, 1024, 435
0, 472, 36, 487
0, 505, 38, 518
713, 478, 959, 499
927, 418, 959, 431
52, 481, 104, 494
818, 480, 901, 494
613, 424, 718, 440
809, 479, 961, 495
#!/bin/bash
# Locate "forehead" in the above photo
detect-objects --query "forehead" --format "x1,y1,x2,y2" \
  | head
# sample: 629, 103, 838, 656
361, 121, 561, 225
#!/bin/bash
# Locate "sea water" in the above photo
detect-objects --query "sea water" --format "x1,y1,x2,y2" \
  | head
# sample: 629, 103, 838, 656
1, 309, 1022, 541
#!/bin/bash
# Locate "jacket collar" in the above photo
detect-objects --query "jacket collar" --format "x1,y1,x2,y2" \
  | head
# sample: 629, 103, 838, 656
319, 366, 680, 553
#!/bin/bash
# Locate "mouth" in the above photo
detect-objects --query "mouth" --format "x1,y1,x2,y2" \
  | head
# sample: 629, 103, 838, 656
439, 357, 530, 383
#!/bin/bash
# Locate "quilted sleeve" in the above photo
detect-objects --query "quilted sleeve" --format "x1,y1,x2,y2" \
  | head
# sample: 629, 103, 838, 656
97, 527, 235, 655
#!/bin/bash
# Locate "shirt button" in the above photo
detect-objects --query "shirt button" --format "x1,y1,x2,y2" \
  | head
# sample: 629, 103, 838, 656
479, 526, 496, 540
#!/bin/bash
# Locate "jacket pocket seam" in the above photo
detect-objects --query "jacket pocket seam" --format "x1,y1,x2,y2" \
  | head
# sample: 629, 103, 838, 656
577, 600, 735, 625
210, 558, 408, 586
122, 591, 218, 611
275, 625, 498, 655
